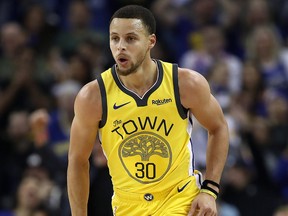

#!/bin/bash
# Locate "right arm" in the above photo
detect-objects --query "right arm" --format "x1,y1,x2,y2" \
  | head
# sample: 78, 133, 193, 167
67, 80, 102, 216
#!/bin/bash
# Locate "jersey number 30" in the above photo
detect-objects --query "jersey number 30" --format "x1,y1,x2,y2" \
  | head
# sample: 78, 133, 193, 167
135, 162, 156, 179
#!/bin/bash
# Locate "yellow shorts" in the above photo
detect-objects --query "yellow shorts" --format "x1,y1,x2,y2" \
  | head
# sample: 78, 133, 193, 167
111, 173, 201, 216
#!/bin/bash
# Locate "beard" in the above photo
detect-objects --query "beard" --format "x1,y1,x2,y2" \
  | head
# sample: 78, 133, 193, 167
116, 49, 148, 76
117, 61, 141, 76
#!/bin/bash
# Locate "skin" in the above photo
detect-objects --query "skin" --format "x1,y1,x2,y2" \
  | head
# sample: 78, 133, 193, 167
67, 18, 229, 216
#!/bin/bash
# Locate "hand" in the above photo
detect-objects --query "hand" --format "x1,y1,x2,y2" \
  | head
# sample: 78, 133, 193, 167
188, 192, 217, 216
29, 109, 50, 147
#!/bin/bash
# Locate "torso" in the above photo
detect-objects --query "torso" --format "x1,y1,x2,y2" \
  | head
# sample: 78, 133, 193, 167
98, 60, 195, 193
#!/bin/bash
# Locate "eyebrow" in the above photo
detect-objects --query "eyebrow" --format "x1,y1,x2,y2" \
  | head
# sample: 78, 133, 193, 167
110, 32, 139, 36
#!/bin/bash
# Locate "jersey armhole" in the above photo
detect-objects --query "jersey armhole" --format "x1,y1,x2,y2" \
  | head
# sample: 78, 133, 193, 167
172, 64, 188, 119
97, 75, 107, 128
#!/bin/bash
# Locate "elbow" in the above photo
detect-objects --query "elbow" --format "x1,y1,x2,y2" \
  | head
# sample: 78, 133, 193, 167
68, 151, 90, 168
210, 119, 228, 136
208, 119, 229, 146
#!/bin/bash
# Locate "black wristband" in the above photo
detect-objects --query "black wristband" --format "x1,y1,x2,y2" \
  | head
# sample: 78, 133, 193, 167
201, 180, 220, 198
201, 185, 219, 197
202, 179, 220, 189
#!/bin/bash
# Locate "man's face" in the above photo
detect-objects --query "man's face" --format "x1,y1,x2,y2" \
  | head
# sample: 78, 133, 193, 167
109, 18, 155, 76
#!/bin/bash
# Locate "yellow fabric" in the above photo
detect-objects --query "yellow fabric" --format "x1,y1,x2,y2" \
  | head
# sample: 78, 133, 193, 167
112, 175, 200, 216
98, 60, 195, 195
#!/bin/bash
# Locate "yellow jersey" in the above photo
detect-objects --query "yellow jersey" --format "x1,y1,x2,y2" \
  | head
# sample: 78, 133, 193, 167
98, 60, 195, 194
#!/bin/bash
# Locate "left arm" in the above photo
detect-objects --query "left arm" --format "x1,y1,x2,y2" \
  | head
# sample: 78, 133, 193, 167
179, 68, 229, 216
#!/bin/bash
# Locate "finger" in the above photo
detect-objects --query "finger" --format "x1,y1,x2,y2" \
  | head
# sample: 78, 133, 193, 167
189, 208, 200, 216
202, 208, 216, 216
189, 202, 198, 216
197, 206, 211, 216
188, 209, 195, 216
197, 208, 205, 216
207, 212, 216, 216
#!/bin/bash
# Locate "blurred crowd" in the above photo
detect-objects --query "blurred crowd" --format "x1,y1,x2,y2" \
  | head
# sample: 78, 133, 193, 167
0, 0, 287, 216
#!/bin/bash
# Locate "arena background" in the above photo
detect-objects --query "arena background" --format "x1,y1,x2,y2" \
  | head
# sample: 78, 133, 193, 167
0, 0, 288, 215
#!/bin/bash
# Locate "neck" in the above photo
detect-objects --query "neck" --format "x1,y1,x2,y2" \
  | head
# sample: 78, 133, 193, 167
117, 58, 157, 97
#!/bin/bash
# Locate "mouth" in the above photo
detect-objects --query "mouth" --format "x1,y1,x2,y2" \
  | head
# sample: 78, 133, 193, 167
117, 55, 129, 65
119, 58, 128, 63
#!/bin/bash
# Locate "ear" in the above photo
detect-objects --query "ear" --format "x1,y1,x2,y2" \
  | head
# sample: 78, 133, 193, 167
148, 34, 156, 49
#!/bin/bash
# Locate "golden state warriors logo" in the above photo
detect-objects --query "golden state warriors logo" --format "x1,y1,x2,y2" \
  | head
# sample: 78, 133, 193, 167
119, 131, 172, 184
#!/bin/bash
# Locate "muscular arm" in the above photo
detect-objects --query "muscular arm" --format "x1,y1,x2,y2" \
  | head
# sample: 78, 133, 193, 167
179, 68, 228, 183
179, 68, 229, 215
67, 80, 102, 216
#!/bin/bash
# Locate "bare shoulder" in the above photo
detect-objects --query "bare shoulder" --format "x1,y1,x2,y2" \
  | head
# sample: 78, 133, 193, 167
76, 79, 101, 104
178, 67, 211, 109
178, 67, 209, 91
74, 79, 102, 123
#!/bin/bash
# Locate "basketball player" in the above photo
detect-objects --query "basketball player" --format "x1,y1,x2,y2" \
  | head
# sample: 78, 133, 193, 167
67, 5, 229, 216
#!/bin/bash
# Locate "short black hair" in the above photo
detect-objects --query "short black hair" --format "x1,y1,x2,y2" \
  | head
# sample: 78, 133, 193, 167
110, 5, 156, 35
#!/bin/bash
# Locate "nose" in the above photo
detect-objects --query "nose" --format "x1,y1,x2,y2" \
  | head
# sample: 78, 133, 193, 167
117, 39, 126, 51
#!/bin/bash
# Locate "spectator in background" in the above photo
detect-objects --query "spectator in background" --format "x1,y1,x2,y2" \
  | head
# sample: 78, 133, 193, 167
187, 0, 220, 27
29, 88, 114, 215
191, 60, 243, 169
0, 164, 60, 216
151, 0, 187, 60
29, 109, 67, 187
0, 22, 26, 63
245, 25, 288, 99
207, 60, 243, 166
66, 53, 93, 85
267, 94, 288, 202
85, 0, 113, 32
207, 60, 231, 112
151, 0, 221, 61
45, 47, 68, 84
180, 25, 242, 94
0, 109, 66, 212
77, 38, 110, 77
264, 93, 288, 202
0, 23, 54, 130
232, 61, 266, 119
0, 167, 58, 216
265, 92, 288, 156
0, 23, 26, 129
243, 0, 274, 34
229, 62, 267, 162
0, 47, 53, 116
45, 41, 100, 88
221, 159, 281, 216
55, 0, 106, 59
29, 109, 69, 215
48, 80, 82, 161
21, 4, 58, 57
0, 22, 26, 60
0, 111, 33, 209
219, 0, 245, 58
242, 116, 277, 187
